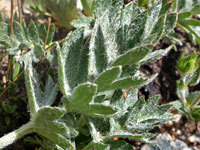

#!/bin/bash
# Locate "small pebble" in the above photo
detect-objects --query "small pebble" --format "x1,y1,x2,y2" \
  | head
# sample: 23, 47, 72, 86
176, 129, 182, 135
165, 120, 174, 127
172, 128, 176, 132
189, 135, 196, 143
189, 135, 200, 143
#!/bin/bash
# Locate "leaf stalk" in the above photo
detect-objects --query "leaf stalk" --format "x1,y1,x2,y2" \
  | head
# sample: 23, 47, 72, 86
0, 121, 33, 149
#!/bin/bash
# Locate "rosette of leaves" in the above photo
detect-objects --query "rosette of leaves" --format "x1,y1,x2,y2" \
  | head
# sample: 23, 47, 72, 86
0, 1, 177, 149
57, 1, 176, 149
172, 52, 200, 122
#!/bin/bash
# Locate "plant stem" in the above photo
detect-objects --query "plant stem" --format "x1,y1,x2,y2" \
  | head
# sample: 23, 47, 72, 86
10, 0, 14, 38
44, 38, 65, 54
17, 0, 22, 25
43, 17, 52, 50
180, 89, 187, 105
0, 121, 33, 149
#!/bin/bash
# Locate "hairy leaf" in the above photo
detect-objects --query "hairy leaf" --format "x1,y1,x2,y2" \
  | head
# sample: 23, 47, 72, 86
24, 59, 41, 115
64, 83, 118, 117
95, 66, 122, 92
57, 28, 90, 96
28, 21, 40, 45
106, 141, 132, 150
126, 96, 172, 131
112, 45, 153, 66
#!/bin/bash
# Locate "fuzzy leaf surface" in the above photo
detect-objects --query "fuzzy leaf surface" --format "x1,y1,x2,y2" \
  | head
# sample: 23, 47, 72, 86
126, 96, 172, 131
64, 83, 117, 117
57, 28, 89, 96
106, 141, 132, 150
112, 45, 153, 66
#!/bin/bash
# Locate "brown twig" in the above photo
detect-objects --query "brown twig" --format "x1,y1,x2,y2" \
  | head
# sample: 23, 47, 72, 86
169, 130, 194, 147
44, 38, 65, 54
43, 17, 52, 50
10, 0, 15, 38
17, 0, 22, 25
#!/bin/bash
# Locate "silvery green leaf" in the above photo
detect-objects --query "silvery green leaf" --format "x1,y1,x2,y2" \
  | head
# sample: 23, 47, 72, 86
13, 21, 27, 42
160, 1, 172, 16
0, 34, 12, 47
32, 45, 43, 62
31, 107, 73, 149
162, 13, 177, 36
83, 142, 109, 150
38, 23, 46, 43
63, 83, 118, 117
187, 91, 200, 107
34, 129, 74, 149
34, 107, 65, 121
25, 60, 57, 113
24, 59, 42, 115
120, 64, 140, 78
28, 21, 40, 45
98, 75, 155, 92
106, 141, 132, 150
57, 28, 89, 96
46, 45, 57, 66
142, 2, 162, 39
94, 0, 112, 18
126, 95, 172, 132
19, 45, 43, 63
89, 10, 118, 76
71, 12, 93, 29
126, 11, 147, 48
189, 69, 200, 86
114, 3, 147, 53
89, 24, 107, 74
41, 76, 57, 106
139, 45, 173, 64
150, 15, 166, 43
111, 89, 138, 113
166, 31, 183, 46
112, 45, 153, 66
0, 22, 9, 35
95, 66, 122, 92
71, 12, 93, 37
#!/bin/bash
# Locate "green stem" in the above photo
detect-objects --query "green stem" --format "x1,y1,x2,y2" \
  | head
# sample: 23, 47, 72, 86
180, 89, 187, 105
0, 121, 33, 149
